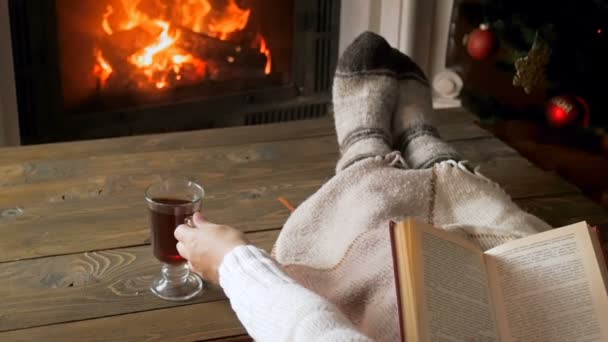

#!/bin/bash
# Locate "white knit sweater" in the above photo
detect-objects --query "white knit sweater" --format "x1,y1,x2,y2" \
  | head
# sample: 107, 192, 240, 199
220, 245, 372, 341
219, 156, 552, 341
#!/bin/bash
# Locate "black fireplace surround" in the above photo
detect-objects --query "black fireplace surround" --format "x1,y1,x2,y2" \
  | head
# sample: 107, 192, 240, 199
9, 0, 340, 144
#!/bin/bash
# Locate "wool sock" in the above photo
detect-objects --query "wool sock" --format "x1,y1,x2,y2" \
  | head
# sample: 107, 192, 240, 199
333, 32, 401, 172
391, 57, 461, 168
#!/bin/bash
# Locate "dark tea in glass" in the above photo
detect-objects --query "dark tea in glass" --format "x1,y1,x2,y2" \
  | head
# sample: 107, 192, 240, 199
149, 198, 192, 264
145, 177, 205, 301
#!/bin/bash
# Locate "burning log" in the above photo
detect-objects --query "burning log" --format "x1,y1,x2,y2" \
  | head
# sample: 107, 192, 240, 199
176, 28, 267, 70
92, 23, 269, 93
206, 65, 266, 81
101, 26, 157, 56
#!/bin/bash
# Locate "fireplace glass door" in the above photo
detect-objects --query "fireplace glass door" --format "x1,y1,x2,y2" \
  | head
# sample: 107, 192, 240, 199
10, 0, 339, 144
56, 0, 294, 113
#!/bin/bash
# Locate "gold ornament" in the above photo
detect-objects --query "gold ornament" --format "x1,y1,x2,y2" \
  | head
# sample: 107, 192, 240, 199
513, 33, 551, 94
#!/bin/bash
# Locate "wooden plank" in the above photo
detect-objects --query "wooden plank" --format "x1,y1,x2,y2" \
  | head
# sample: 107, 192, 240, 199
0, 117, 486, 189
0, 135, 338, 188
434, 107, 491, 141
0, 137, 560, 210
0, 118, 335, 164
0, 230, 278, 332
0, 157, 333, 263
451, 139, 579, 198
0, 154, 334, 212
0, 135, 337, 263
0, 300, 245, 342
516, 194, 608, 228
0, 136, 582, 263
0, 108, 484, 165
204, 335, 252, 342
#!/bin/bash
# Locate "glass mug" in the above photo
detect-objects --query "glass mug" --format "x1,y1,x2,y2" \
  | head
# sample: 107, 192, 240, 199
145, 177, 205, 301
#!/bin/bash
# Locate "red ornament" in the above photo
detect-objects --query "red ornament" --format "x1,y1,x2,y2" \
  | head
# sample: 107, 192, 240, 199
545, 96, 590, 128
467, 25, 497, 60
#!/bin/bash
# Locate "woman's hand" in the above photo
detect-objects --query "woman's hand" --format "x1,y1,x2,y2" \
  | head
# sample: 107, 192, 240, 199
174, 212, 248, 284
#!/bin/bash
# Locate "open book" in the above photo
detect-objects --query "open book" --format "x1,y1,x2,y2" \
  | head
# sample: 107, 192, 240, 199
390, 219, 608, 342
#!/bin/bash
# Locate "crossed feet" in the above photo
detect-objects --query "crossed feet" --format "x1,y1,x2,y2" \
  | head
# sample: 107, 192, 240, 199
333, 31, 460, 172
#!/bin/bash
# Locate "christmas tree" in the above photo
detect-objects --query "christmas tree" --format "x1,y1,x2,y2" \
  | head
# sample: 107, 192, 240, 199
452, 0, 608, 132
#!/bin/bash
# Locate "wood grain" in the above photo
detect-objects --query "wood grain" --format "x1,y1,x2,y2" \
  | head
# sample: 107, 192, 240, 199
0, 137, 581, 263
0, 110, 485, 189
0, 157, 332, 263
0, 115, 486, 210
0, 300, 245, 342
0, 229, 278, 332
0, 135, 338, 188
516, 194, 608, 227
434, 108, 492, 141
451, 139, 580, 198
0, 118, 335, 165
203, 335, 252, 342
0, 108, 484, 164
0, 135, 337, 262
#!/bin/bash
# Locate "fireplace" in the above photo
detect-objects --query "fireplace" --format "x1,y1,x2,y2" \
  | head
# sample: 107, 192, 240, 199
8, 0, 340, 144
60, 0, 286, 111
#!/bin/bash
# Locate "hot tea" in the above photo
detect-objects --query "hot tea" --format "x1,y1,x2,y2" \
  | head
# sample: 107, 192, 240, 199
145, 177, 204, 301
149, 198, 193, 264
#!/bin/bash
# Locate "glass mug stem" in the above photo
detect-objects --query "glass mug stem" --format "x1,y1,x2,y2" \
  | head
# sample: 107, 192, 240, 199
162, 263, 190, 284
151, 262, 203, 301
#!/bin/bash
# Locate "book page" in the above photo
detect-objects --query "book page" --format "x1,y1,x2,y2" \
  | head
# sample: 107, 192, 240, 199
412, 223, 499, 342
485, 222, 608, 342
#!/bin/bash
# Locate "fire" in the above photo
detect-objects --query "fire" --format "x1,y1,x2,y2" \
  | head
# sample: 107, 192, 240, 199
174, 0, 212, 33
208, 0, 251, 40
130, 21, 177, 67
93, 49, 113, 87
257, 35, 272, 75
102, 6, 114, 35
93, 0, 271, 90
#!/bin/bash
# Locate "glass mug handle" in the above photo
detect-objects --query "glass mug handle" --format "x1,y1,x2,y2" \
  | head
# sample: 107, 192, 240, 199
181, 215, 202, 278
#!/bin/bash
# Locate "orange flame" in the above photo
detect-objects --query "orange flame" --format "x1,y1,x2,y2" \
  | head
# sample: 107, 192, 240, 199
175, 0, 212, 33
208, 0, 251, 40
130, 21, 177, 67
117, 0, 146, 31
258, 35, 272, 75
126, 21, 208, 90
94, 0, 271, 90
93, 49, 113, 87
102, 5, 114, 35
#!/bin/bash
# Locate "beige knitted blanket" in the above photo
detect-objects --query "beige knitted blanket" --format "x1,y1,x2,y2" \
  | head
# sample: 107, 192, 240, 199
273, 155, 552, 341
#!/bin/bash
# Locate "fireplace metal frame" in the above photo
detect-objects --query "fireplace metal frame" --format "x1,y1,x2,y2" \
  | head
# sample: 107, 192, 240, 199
9, 0, 340, 144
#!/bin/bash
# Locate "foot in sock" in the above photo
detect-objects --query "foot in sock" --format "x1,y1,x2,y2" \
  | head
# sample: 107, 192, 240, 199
391, 57, 461, 168
333, 31, 403, 172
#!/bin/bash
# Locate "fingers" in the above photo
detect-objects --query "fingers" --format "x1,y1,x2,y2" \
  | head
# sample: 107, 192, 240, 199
174, 224, 196, 241
176, 241, 189, 259
193, 212, 205, 227
187, 261, 203, 278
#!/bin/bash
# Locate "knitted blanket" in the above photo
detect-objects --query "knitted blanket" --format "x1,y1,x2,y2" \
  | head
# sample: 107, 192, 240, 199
273, 156, 552, 341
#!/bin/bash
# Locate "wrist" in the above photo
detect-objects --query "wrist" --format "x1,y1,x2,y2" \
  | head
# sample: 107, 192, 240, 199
219, 246, 293, 292
220, 241, 248, 264
219, 243, 251, 270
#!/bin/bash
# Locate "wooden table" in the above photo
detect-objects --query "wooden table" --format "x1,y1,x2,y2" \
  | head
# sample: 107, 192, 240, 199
1, 108, 607, 341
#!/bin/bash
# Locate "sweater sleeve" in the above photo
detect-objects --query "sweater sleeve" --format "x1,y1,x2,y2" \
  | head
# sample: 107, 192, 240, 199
219, 245, 373, 342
